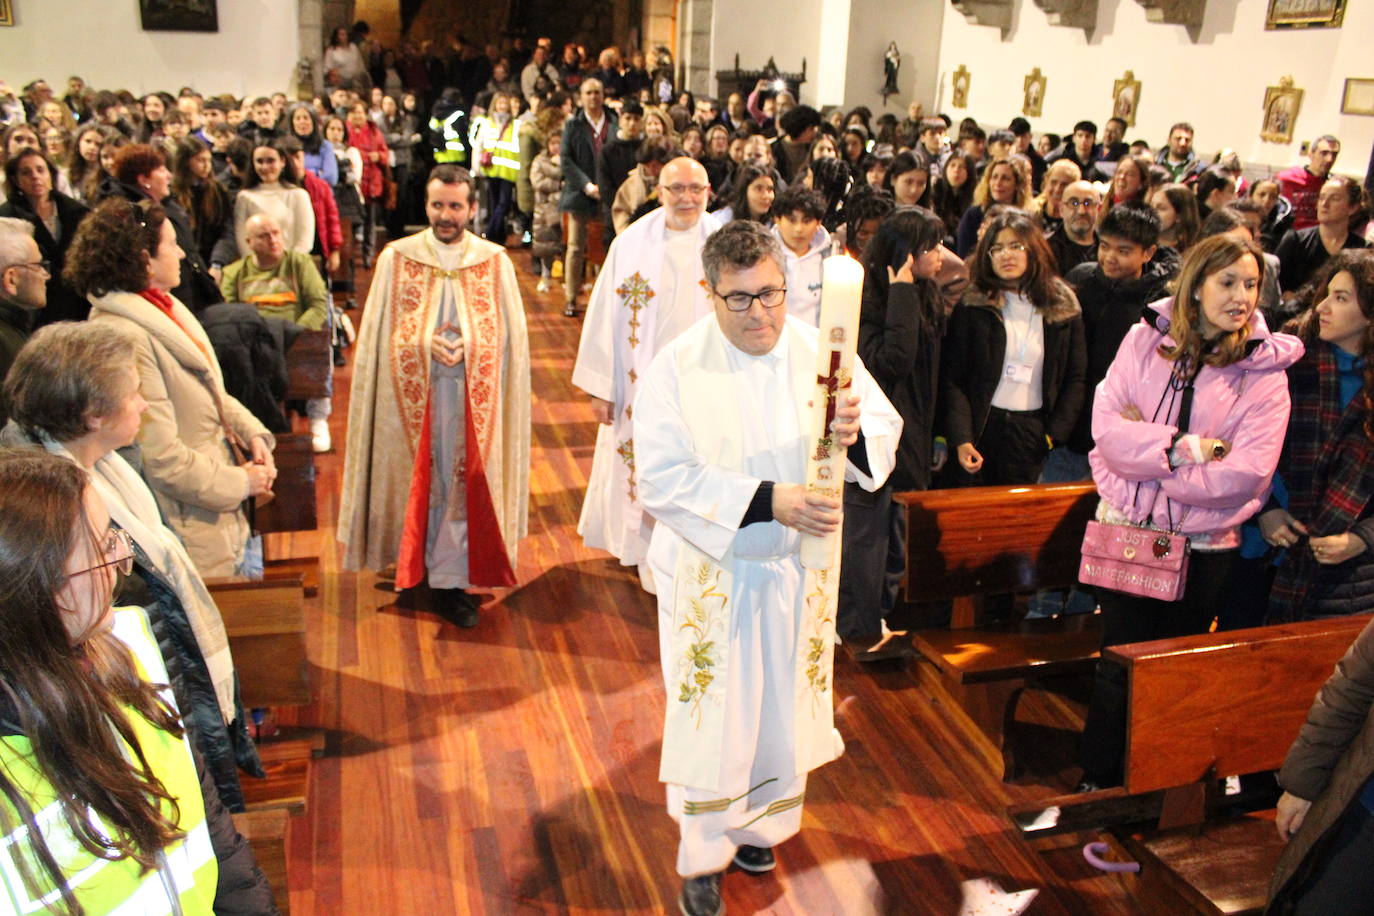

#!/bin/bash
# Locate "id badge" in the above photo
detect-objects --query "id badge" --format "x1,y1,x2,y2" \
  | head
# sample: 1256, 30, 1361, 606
1003, 361, 1033, 384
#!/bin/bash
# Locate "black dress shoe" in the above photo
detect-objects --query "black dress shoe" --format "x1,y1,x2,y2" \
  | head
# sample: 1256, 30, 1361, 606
732, 844, 775, 873
678, 873, 723, 916
1073, 779, 1103, 794
433, 588, 479, 627
563, 302, 580, 318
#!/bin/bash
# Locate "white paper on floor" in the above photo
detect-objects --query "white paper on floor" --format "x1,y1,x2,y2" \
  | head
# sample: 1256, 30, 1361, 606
957, 877, 1038, 915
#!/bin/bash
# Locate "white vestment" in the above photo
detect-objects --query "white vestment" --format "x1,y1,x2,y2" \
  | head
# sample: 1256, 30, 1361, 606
634, 314, 901, 876
570, 208, 721, 582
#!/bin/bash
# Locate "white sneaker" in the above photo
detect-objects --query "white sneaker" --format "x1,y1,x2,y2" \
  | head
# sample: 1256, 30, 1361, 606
310, 418, 331, 453
536, 278, 550, 293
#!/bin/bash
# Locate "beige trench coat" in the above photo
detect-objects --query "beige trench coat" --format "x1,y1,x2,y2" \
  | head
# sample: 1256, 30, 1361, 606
89, 290, 272, 579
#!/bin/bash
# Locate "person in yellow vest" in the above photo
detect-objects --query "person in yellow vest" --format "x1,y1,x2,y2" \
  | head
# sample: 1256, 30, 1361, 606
0, 450, 277, 915
473, 91, 521, 244
427, 89, 471, 166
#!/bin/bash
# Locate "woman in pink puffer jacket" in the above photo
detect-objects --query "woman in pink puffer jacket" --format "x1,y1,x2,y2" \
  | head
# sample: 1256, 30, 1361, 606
1077, 234, 1304, 790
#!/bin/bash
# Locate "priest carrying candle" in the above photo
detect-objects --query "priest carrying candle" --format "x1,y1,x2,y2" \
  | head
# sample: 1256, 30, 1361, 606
632, 220, 902, 916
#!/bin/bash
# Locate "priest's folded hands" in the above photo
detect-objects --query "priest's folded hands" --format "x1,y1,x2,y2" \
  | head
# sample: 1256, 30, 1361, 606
771, 395, 862, 537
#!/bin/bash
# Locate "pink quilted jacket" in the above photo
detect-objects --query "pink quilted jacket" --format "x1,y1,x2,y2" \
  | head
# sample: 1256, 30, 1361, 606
1088, 298, 1304, 538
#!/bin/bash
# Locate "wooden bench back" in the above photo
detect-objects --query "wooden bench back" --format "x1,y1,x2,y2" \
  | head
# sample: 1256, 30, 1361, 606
255, 433, 317, 534
1106, 614, 1372, 795
895, 481, 1098, 602
210, 575, 311, 708
283, 330, 333, 401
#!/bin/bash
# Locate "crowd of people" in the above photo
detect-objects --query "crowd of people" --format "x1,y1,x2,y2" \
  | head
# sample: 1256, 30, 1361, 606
1, 19, 1374, 915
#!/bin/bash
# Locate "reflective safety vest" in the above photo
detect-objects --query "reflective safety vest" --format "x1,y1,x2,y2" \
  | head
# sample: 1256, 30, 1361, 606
0, 609, 217, 916
429, 110, 469, 164
478, 118, 521, 183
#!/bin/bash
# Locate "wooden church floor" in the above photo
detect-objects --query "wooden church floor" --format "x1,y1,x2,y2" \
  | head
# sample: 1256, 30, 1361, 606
277, 241, 1146, 915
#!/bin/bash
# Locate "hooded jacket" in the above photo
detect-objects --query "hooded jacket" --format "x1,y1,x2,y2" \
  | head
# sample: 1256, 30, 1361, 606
1065, 256, 1175, 453
941, 277, 1087, 450
1089, 298, 1303, 540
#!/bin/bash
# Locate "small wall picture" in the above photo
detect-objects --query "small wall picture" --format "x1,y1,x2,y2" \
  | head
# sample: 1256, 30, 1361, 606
0, 0, 12, 27
1022, 68, 1046, 118
1341, 78, 1374, 116
951, 65, 970, 109
1260, 76, 1303, 143
1111, 70, 1141, 127
140, 0, 218, 32
1265, 0, 1345, 29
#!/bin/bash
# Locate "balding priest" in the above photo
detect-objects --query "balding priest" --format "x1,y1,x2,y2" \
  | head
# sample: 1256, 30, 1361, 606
339, 164, 530, 628
634, 221, 901, 916
571, 156, 721, 593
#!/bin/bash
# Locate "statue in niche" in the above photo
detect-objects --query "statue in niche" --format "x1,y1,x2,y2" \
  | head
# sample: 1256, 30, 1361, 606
882, 42, 901, 105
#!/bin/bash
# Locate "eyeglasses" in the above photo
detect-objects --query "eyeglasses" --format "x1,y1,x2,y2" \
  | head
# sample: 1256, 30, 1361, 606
988, 243, 1027, 256
1063, 198, 1099, 209
71, 528, 135, 579
661, 183, 709, 197
713, 286, 787, 312
8, 259, 50, 275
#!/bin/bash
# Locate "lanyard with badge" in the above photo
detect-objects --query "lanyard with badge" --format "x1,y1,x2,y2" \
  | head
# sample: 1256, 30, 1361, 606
1002, 296, 1037, 385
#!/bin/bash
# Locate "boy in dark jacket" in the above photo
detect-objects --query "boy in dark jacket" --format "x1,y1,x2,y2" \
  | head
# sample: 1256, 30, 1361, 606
1027, 201, 1171, 617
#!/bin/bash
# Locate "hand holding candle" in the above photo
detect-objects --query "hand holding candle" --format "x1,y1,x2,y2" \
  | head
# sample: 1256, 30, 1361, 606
801, 254, 864, 570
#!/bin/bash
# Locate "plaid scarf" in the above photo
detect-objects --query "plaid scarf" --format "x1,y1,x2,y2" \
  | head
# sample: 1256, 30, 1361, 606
1269, 343, 1374, 621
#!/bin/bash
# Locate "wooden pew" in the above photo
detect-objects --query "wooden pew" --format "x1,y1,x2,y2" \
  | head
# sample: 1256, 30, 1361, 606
894, 482, 1101, 778
232, 809, 291, 915
282, 329, 332, 402
210, 575, 311, 709
254, 433, 318, 536
1012, 614, 1371, 915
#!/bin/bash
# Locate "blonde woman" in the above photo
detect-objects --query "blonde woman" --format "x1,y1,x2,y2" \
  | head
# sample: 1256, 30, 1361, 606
955, 156, 1031, 256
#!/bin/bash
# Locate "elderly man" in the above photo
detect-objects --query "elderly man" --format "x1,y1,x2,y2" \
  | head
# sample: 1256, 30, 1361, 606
220, 212, 332, 450
340, 165, 529, 627
572, 157, 720, 592
0, 218, 47, 425
1048, 180, 1101, 276
634, 221, 900, 915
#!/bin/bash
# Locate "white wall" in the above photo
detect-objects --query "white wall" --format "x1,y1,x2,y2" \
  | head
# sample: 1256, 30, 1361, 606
0, 0, 300, 100
934, 0, 1374, 174
709, 0, 823, 106
841, 0, 944, 116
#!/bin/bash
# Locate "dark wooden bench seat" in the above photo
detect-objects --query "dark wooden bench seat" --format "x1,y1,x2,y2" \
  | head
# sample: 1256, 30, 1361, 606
895, 482, 1101, 778
1010, 614, 1372, 914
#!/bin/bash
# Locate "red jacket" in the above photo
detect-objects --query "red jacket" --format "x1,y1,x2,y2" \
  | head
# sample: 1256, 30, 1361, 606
347, 121, 389, 201
300, 170, 342, 258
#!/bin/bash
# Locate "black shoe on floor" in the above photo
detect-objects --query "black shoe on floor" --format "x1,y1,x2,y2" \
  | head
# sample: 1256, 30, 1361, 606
563, 302, 580, 318
433, 588, 479, 627
1073, 779, 1103, 794
678, 873, 723, 916
732, 844, 775, 873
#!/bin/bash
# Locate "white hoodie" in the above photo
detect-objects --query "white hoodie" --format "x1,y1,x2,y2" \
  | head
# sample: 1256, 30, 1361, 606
772, 224, 831, 327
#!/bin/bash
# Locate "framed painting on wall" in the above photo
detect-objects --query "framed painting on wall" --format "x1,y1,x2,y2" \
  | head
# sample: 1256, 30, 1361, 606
1265, 0, 1345, 29
1342, 79, 1374, 116
0, 0, 12, 27
951, 65, 970, 109
1023, 68, 1046, 118
1111, 71, 1140, 127
140, 0, 218, 32
1260, 76, 1303, 143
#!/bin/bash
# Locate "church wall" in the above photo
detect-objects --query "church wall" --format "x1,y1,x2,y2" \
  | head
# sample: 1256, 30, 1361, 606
0, 0, 300, 100
933, 0, 1373, 174
840, 0, 944, 118
707, 0, 824, 105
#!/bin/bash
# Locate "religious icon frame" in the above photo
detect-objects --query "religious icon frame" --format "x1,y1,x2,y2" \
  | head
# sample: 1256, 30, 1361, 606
140, 0, 219, 32
1265, 0, 1345, 30
1022, 68, 1046, 118
1260, 76, 1303, 144
0, 0, 12, 27
1111, 71, 1141, 128
1341, 79, 1374, 117
951, 65, 971, 110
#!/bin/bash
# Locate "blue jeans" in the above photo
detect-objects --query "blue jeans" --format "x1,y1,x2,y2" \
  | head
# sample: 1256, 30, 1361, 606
1026, 447, 1097, 619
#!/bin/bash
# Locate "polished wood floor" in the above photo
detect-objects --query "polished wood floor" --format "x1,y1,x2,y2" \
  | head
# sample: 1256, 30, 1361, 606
276, 240, 1146, 915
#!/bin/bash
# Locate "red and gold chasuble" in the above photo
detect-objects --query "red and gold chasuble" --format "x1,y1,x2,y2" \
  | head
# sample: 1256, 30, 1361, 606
386, 253, 517, 589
